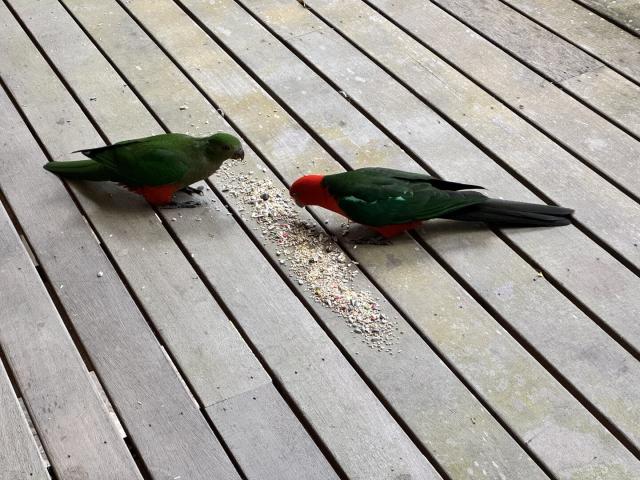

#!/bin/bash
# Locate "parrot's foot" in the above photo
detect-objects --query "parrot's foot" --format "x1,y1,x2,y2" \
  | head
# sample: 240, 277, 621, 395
351, 234, 392, 246
160, 200, 203, 209
179, 186, 205, 196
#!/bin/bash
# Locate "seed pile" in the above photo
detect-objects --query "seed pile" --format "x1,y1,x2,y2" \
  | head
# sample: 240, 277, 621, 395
217, 164, 399, 349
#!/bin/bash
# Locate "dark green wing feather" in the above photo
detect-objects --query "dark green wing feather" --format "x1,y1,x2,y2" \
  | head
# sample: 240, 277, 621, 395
358, 167, 484, 191
323, 168, 488, 226
76, 133, 194, 186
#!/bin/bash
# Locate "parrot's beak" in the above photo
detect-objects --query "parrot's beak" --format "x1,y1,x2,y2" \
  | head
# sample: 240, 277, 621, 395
232, 147, 245, 160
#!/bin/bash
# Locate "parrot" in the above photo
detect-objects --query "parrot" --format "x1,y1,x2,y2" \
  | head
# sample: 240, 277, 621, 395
43, 132, 244, 207
289, 167, 573, 238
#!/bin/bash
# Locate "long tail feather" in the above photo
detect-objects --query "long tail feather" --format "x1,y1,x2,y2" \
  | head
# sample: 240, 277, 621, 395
43, 160, 113, 181
442, 198, 573, 227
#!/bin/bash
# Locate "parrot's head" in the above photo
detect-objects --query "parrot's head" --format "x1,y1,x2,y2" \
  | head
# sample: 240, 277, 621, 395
289, 174, 326, 207
206, 132, 245, 161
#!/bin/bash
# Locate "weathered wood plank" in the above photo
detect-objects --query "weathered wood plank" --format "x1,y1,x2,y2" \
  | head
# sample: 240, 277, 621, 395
0, 7, 241, 479
232, 0, 640, 447
64, 3, 544, 479
3, 1, 339, 478
55, 0, 533, 477
6, 0, 269, 409
196, 0, 640, 459
505, 0, 640, 82
206, 383, 339, 480
575, 0, 640, 35
362, 0, 640, 345
432, 0, 640, 137
246, 0, 640, 270
0, 200, 140, 479
66, 0, 640, 478
0, 351, 49, 480
16, 2, 445, 479
368, 0, 640, 203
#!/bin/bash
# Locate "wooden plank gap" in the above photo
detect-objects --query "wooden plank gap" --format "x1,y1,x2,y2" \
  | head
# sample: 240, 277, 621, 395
88, 372, 127, 439
495, 0, 640, 87
81, 215, 102, 245
572, 0, 640, 37
160, 346, 200, 409
17, 398, 51, 469
428, 0, 640, 142
18, 234, 39, 267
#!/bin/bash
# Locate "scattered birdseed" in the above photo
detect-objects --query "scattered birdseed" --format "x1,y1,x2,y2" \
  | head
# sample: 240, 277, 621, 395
97, 271, 103, 278
217, 165, 398, 347
179, 105, 189, 110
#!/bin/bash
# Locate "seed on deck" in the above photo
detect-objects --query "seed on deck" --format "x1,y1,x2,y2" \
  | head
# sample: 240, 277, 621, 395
217, 164, 398, 347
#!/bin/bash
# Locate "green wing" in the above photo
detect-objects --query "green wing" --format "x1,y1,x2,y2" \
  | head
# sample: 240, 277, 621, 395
77, 133, 194, 186
324, 168, 488, 226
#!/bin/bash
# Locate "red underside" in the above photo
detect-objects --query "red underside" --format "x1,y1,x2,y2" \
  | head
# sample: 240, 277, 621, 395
373, 221, 424, 238
126, 184, 178, 205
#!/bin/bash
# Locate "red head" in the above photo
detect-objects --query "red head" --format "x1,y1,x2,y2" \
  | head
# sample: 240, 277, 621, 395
290, 174, 346, 217
289, 175, 326, 207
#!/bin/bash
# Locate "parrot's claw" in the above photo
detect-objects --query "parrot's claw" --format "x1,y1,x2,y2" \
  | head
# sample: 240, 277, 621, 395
351, 234, 392, 246
161, 200, 203, 209
179, 186, 205, 196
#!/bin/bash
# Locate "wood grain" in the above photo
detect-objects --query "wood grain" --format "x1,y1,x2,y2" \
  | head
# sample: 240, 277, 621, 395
0, 199, 141, 479
362, 0, 640, 348
69, 0, 640, 478
505, 0, 640, 82
574, 0, 640, 35
0, 350, 49, 480
433, 0, 640, 137
369, 0, 640, 200
0, 6, 240, 478
68, 1, 548, 478
5, 0, 271, 409
207, 383, 340, 480
2, 1, 340, 478
234, 0, 640, 449
14, 1, 441, 478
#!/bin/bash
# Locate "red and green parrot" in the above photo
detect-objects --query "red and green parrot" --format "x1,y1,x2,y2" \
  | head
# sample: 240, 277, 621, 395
290, 167, 573, 238
44, 132, 244, 207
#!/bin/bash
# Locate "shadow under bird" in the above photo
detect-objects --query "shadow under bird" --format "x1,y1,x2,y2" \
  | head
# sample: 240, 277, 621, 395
43, 132, 244, 207
290, 167, 574, 238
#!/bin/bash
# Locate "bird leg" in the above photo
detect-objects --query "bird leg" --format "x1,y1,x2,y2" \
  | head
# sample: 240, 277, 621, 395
350, 232, 393, 246
179, 185, 205, 196
160, 200, 203, 209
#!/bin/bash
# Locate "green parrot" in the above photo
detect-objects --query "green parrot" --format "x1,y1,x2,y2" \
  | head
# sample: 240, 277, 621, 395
44, 132, 244, 207
290, 167, 573, 237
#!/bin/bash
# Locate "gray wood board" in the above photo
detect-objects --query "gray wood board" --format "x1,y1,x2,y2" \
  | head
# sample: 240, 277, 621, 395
22, 1, 444, 478
233, 0, 640, 448
204, 0, 640, 458
357, 0, 640, 346
505, 0, 640, 82
433, 0, 640, 137
2, 1, 337, 478
367, 0, 640, 209
206, 383, 340, 480
0, 199, 141, 479
575, 0, 640, 35
247, 0, 640, 271
70, 0, 640, 477
371, 0, 640, 206
0, 350, 49, 480
0, 7, 240, 479
6, 0, 270, 410
66, 1, 549, 478
58, 0, 529, 477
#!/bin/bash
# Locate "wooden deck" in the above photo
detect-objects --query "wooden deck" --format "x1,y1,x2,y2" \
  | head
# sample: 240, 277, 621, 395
1, 0, 639, 479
